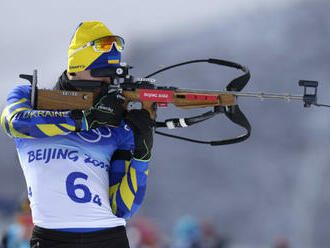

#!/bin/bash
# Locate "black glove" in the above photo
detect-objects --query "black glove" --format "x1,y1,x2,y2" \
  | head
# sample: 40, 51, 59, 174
125, 109, 155, 161
70, 92, 126, 131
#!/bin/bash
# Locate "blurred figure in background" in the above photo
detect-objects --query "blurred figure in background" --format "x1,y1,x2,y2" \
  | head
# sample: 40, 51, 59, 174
172, 216, 230, 248
199, 219, 229, 248
126, 216, 163, 248
0, 199, 33, 248
172, 216, 202, 248
272, 237, 289, 248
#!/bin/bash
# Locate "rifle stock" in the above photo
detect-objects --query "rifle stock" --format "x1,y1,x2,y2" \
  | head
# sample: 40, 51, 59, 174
36, 88, 237, 119
36, 89, 94, 110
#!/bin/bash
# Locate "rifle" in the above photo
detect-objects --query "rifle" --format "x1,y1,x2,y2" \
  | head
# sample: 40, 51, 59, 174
19, 58, 330, 146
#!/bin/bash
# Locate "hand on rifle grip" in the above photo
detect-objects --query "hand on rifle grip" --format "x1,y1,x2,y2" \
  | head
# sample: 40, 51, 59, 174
71, 91, 126, 131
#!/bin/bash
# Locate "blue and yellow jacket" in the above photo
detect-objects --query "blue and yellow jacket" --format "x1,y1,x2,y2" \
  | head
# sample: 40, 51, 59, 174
1, 85, 149, 227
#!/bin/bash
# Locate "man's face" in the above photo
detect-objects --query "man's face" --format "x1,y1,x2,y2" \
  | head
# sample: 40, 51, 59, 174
69, 70, 111, 84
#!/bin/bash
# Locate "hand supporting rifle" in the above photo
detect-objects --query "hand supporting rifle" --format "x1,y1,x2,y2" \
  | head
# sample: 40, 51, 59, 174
70, 91, 126, 131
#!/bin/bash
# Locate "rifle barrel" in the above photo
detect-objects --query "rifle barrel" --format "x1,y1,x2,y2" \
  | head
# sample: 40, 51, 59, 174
233, 92, 304, 102
174, 88, 304, 102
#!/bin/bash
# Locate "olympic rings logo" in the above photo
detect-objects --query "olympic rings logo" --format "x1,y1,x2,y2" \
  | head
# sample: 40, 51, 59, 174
76, 127, 112, 143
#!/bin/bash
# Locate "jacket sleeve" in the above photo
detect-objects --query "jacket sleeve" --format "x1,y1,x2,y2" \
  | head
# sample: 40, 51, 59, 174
109, 126, 150, 219
1, 85, 88, 138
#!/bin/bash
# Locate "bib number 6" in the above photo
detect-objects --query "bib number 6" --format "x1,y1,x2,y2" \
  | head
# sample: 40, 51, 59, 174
66, 172, 102, 206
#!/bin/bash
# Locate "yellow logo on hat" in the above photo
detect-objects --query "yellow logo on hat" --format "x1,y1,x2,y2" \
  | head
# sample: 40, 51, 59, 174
108, 59, 120, 64
69, 65, 86, 70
